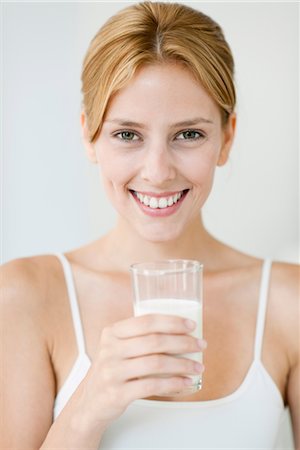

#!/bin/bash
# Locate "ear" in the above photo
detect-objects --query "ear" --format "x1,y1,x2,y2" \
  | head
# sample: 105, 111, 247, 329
81, 111, 98, 164
217, 113, 237, 166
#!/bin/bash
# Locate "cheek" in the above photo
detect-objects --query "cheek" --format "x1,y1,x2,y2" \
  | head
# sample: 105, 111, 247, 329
183, 149, 219, 187
97, 151, 135, 188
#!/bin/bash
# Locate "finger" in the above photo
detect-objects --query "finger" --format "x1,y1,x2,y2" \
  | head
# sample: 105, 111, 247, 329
125, 375, 194, 401
112, 314, 196, 339
121, 354, 204, 381
120, 333, 206, 359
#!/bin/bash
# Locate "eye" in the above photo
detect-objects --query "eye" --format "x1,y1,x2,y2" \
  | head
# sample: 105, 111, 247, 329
175, 129, 205, 141
114, 131, 140, 141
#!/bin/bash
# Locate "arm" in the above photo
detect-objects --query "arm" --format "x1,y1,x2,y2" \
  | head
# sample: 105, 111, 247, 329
1, 258, 205, 449
41, 315, 204, 448
284, 264, 300, 450
1, 259, 55, 448
288, 362, 299, 450
0, 258, 110, 449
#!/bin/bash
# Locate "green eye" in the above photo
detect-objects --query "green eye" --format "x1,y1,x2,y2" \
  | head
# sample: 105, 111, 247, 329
117, 131, 138, 141
176, 130, 205, 140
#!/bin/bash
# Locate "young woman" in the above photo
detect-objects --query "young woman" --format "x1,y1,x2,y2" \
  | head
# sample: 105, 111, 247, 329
2, 2, 299, 449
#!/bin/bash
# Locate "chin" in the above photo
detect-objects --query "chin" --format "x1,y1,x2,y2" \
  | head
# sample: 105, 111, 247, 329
136, 223, 184, 244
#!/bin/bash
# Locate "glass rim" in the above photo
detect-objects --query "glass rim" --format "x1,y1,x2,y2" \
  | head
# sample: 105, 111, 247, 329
129, 259, 203, 275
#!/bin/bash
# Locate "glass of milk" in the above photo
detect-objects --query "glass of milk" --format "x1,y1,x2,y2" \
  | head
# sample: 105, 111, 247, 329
130, 259, 203, 396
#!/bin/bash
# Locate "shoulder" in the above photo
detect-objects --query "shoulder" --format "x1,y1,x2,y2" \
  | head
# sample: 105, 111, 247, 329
270, 260, 299, 292
2, 254, 52, 288
1, 254, 65, 325
269, 261, 299, 364
269, 261, 299, 314
1, 254, 68, 385
270, 262, 300, 440
1, 253, 62, 292
0, 255, 65, 444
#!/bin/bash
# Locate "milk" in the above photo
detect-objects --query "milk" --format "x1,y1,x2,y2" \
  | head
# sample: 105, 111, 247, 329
134, 298, 203, 366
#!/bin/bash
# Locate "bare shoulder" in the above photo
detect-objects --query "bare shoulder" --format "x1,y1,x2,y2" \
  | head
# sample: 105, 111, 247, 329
269, 261, 299, 362
1, 253, 67, 359
1, 252, 66, 356
270, 261, 299, 313
269, 262, 300, 443
0, 254, 65, 447
271, 260, 299, 290
1, 253, 62, 301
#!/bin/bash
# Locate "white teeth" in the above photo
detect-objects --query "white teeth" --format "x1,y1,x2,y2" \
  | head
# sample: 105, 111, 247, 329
158, 198, 168, 208
143, 195, 150, 206
149, 197, 158, 209
167, 196, 174, 206
134, 191, 185, 209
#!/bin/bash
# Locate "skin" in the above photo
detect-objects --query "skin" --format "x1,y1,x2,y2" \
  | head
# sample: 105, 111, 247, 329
1, 62, 299, 449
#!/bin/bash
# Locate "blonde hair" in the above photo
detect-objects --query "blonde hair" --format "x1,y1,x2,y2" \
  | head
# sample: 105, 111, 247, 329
81, 2, 236, 142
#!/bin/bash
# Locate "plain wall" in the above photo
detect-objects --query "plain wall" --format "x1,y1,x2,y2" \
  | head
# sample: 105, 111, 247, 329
2, 2, 298, 447
2, 1, 299, 264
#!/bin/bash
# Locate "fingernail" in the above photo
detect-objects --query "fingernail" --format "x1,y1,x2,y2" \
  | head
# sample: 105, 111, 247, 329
197, 339, 207, 349
194, 362, 204, 373
185, 319, 196, 330
184, 377, 194, 386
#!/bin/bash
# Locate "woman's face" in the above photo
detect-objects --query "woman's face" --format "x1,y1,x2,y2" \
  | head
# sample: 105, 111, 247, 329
83, 63, 235, 242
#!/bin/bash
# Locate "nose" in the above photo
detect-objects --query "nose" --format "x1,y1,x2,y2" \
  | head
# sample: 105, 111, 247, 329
140, 141, 176, 185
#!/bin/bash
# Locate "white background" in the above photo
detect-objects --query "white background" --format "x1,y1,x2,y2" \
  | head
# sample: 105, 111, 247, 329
1, 2, 298, 446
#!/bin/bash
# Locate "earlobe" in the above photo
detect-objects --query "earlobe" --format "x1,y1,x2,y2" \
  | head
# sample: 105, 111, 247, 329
81, 112, 98, 164
217, 144, 230, 167
217, 113, 237, 166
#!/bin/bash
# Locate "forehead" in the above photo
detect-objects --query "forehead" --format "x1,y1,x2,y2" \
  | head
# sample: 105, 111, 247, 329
105, 63, 221, 125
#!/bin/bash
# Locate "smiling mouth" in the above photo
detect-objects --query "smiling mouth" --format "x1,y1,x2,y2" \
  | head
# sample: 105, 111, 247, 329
130, 189, 189, 209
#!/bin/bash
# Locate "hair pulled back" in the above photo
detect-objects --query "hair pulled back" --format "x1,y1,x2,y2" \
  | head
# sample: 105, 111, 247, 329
81, 2, 236, 142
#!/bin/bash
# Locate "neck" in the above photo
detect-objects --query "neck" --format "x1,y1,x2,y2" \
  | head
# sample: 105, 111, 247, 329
100, 214, 220, 270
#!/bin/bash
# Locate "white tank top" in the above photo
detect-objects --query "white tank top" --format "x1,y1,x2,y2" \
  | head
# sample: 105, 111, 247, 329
53, 254, 285, 449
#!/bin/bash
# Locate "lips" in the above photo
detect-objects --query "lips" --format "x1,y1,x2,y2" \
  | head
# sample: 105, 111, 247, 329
130, 189, 189, 216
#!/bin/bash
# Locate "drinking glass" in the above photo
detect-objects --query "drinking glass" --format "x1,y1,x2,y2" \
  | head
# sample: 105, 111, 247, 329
130, 259, 203, 395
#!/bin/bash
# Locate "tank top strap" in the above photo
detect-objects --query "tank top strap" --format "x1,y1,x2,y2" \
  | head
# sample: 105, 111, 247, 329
254, 259, 272, 360
54, 253, 87, 356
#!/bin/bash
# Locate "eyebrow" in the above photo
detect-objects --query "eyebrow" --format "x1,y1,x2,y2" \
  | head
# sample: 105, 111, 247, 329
104, 117, 214, 128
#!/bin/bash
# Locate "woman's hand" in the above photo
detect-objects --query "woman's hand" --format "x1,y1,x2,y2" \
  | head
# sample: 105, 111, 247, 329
78, 314, 206, 431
